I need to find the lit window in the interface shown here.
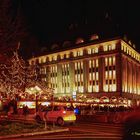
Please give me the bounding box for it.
[92,60,95,67]
[81,62,83,69]
[96,59,98,67]
[50,67,52,73]
[66,87,70,93]
[109,71,112,79]
[81,74,83,81]
[124,46,126,52]
[113,70,116,79]
[92,48,95,53]
[39,58,41,63]
[78,74,80,81]
[80,86,84,93]
[88,86,92,92]
[49,56,52,61]
[66,53,70,58]
[75,62,77,70]
[41,57,46,63]
[104,85,108,92]
[112,84,116,91]
[113,56,116,65]
[89,73,92,80]
[95,85,99,92]
[112,44,116,50]
[109,57,112,66]
[104,45,108,51]
[105,71,108,79]
[108,45,112,50]
[73,51,77,57]
[96,72,98,80]
[94,47,98,53]
[89,60,91,68]
[121,45,124,51]
[75,75,77,82]
[77,51,80,56]
[78,62,80,69]
[53,55,57,61]
[109,85,112,91]
[92,73,95,80]
[88,48,92,54]
[105,58,108,66]
[78,50,83,56]
[60,54,64,59]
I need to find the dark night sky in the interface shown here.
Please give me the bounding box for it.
[20,0,140,54]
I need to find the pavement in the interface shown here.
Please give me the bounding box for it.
[0,128,69,139]
[0,114,69,139]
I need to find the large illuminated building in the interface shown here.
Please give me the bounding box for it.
[28,35,140,107]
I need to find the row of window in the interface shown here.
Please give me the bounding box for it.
[121,44,140,62]
[47,57,117,93]
[104,56,116,92]
[30,44,117,65]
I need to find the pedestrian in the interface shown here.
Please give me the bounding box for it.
[23,105,29,115]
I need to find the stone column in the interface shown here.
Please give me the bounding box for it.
[83,59,88,93]
[57,63,62,94]
[99,57,104,92]
[116,53,122,94]
[69,62,75,96]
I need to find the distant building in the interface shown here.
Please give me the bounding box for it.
[28,35,140,107]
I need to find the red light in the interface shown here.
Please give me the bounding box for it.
[63,111,66,114]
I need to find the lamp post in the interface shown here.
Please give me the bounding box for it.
[34,86,41,113]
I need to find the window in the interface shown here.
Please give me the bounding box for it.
[104,56,116,92]
[88,59,99,92]
[88,48,92,54]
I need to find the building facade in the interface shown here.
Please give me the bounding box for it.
[28,36,140,107]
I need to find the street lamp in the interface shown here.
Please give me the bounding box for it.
[34,86,41,113]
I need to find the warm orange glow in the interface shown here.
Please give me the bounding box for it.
[112,84,116,91]
[88,48,92,54]
[17,101,36,109]
[76,38,84,44]
[96,59,98,67]
[88,86,92,92]
[28,38,140,104]
[104,85,108,92]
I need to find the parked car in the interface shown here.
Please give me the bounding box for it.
[35,105,76,126]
